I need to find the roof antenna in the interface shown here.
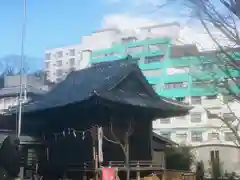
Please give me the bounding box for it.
[17,0,27,138]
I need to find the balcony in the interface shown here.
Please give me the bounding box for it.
[202,96,223,109]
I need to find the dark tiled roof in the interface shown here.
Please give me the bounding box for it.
[10,58,191,116]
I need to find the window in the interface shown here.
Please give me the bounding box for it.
[69,58,75,66]
[105,52,119,56]
[201,63,216,70]
[45,62,50,68]
[148,44,168,52]
[206,95,217,99]
[192,80,211,88]
[176,97,185,102]
[92,54,104,58]
[224,132,235,141]
[56,60,62,67]
[126,46,143,54]
[56,69,63,77]
[208,132,219,140]
[69,49,75,56]
[45,70,50,77]
[45,53,51,60]
[191,132,203,142]
[176,133,187,142]
[223,113,235,123]
[219,61,240,69]
[191,112,202,123]
[161,132,171,139]
[144,55,164,64]
[163,82,188,89]
[160,118,170,124]
[142,69,161,76]
[191,96,202,105]
[131,57,140,61]
[175,116,186,120]
[56,51,63,58]
[121,36,137,43]
[166,67,189,75]
[228,77,240,85]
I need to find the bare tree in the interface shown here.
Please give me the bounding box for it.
[153,0,240,144]
[179,0,240,146]
[103,118,134,180]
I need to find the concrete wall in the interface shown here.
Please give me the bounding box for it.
[191,145,240,175]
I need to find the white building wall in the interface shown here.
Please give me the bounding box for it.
[44,22,181,82]
[153,95,240,173]
[45,44,83,82]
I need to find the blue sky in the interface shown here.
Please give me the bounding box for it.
[0,0,222,62]
[0,0,128,59]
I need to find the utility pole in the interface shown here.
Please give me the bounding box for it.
[17,0,27,138]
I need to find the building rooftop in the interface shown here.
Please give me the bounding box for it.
[10,57,191,116]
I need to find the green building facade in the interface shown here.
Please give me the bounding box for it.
[90,37,240,99]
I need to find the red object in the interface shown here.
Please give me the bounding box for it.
[102,167,117,180]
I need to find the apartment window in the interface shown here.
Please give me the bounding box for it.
[175,116,186,120]
[208,132,220,140]
[56,51,63,58]
[131,57,141,61]
[161,132,171,139]
[144,55,164,64]
[192,80,211,88]
[191,96,202,105]
[142,69,161,76]
[126,46,143,54]
[148,44,168,52]
[176,133,187,142]
[201,63,216,70]
[228,77,240,85]
[56,60,62,67]
[166,67,189,75]
[45,62,50,68]
[69,58,75,66]
[45,53,51,60]
[224,132,235,141]
[56,69,63,77]
[206,95,217,99]
[223,113,235,123]
[191,112,202,123]
[45,71,50,78]
[163,82,188,89]
[121,36,137,43]
[92,54,104,58]
[191,132,203,142]
[160,118,170,124]
[176,97,185,102]
[105,52,119,56]
[69,49,75,56]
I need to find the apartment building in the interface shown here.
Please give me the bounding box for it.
[89,30,240,174]
[44,22,180,82]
